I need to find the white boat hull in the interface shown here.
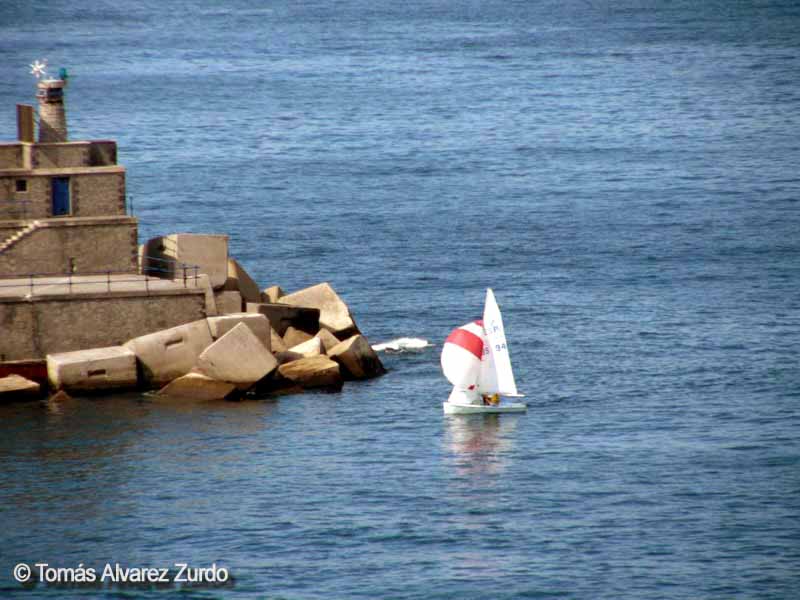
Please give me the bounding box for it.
[443,402,527,415]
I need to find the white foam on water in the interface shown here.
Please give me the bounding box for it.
[372,337,432,353]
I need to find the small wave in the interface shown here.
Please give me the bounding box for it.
[372,338,432,353]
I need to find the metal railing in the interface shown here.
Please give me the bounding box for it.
[0,255,202,298]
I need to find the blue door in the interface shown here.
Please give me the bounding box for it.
[52,177,70,216]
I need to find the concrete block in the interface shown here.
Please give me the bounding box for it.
[195,273,218,317]
[224,258,262,304]
[47,346,137,392]
[277,355,342,390]
[124,320,214,387]
[246,302,320,337]
[283,326,313,348]
[271,326,288,354]
[328,334,387,380]
[215,290,243,314]
[289,337,322,358]
[261,285,285,304]
[142,233,229,288]
[0,374,41,402]
[316,328,341,354]
[157,372,235,401]
[278,282,358,337]
[207,313,271,351]
[196,323,277,384]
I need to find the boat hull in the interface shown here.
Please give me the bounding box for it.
[442,402,527,415]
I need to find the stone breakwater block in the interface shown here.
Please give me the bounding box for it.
[196,323,277,384]
[124,320,214,387]
[157,372,235,401]
[0,374,41,402]
[246,302,320,337]
[142,233,229,288]
[328,334,387,380]
[47,346,137,392]
[207,313,271,351]
[271,327,288,354]
[261,285,285,304]
[215,290,243,314]
[283,326,313,348]
[224,258,262,305]
[289,337,322,358]
[277,356,342,390]
[315,329,341,354]
[278,282,358,338]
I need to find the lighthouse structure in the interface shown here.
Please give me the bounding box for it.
[33,62,69,143]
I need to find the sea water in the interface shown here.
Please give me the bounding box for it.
[0,1,799,598]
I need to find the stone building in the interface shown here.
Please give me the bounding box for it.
[0,73,210,362]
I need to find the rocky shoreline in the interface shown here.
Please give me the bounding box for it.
[0,277,386,403]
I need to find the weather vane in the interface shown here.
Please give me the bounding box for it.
[30,59,48,79]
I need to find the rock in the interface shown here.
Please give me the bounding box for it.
[207,313,271,351]
[156,372,235,401]
[141,233,229,288]
[224,258,262,305]
[270,326,288,354]
[261,285,285,304]
[196,323,277,384]
[214,290,243,314]
[0,374,41,402]
[289,337,322,358]
[246,302,320,337]
[278,282,358,338]
[276,356,343,390]
[124,320,214,387]
[283,326,313,348]
[47,346,137,393]
[328,334,387,380]
[48,389,73,402]
[315,328,341,354]
[275,350,303,365]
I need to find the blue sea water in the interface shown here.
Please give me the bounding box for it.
[1,0,799,598]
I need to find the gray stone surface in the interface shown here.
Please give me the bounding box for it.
[47,345,137,392]
[214,290,243,314]
[288,337,322,357]
[142,233,229,288]
[315,328,341,354]
[224,258,262,305]
[124,319,214,386]
[283,326,313,348]
[156,372,235,401]
[276,355,342,390]
[196,323,277,384]
[245,302,320,337]
[278,282,357,337]
[207,313,271,351]
[261,285,285,304]
[328,334,387,380]
[0,374,41,401]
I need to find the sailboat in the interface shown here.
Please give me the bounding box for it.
[440,288,527,415]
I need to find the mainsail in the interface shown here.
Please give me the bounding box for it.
[480,288,520,397]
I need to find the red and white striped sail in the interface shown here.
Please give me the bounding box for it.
[440,320,485,389]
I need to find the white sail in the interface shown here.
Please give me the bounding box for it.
[480,288,521,397]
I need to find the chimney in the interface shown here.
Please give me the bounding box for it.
[36,75,68,142]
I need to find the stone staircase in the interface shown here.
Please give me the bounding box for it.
[0,221,42,254]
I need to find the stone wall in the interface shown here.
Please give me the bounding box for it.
[0,169,126,220]
[0,216,138,276]
[0,143,23,169]
[0,288,208,361]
